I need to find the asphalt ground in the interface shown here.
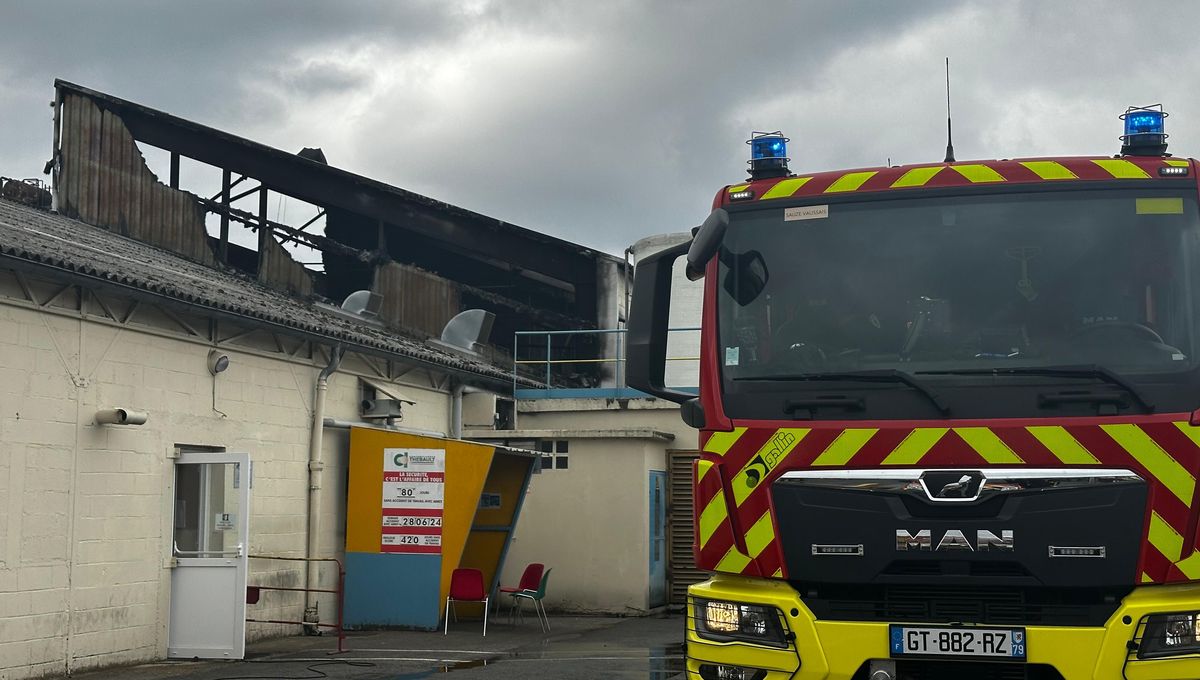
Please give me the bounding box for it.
[63,614,686,680]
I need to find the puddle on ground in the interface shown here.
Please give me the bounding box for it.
[649,643,687,678]
[388,656,498,679]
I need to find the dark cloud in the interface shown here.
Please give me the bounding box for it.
[281,60,373,97]
[3,1,1200,255]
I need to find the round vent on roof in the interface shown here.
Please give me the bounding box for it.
[430,309,495,358]
[341,290,382,318]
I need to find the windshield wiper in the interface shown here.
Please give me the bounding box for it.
[917,364,1154,413]
[743,369,951,415]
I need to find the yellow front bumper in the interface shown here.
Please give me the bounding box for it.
[687,574,1200,680]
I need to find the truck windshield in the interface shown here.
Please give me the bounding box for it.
[718,188,1200,384]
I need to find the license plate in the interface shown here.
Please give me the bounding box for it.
[890,625,1026,660]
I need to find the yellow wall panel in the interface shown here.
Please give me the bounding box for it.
[474,454,532,528]
[347,428,539,622]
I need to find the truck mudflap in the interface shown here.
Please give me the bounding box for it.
[687,574,1200,680]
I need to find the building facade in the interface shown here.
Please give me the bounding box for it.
[0,77,679,678]
[0,198,520,677]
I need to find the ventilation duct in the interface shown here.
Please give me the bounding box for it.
[430,309,495,358]
[341,290,383,318]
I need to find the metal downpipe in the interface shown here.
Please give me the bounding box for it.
[450,383,464,439]
[304,345,343,631]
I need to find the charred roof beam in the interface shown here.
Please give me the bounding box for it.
[54,80,599,291]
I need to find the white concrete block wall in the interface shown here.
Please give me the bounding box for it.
[0,300,459,679]
[501,439,654,613]
[499,400,694,614]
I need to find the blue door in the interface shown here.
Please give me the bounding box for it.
[648,471,668,608]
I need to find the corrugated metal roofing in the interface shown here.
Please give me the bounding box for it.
[0,198,529,388]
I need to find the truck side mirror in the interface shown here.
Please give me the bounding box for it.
[627,240,698,406]
[685,209,729,280]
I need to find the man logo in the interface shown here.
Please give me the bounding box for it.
[896,528,1014,552]
[919,470,985,501]
[937,475,974,498]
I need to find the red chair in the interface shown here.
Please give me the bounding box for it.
[498,563,544,616]
[444,568,489,636]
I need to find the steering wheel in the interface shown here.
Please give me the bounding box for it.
[1070,321,1165,345]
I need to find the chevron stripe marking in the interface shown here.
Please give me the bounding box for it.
[1026,426,1100,465]
[950,164,1005,183]
[698,490,728,549]
[825,171,877,193]
[1020,161,1077,180]
[704,427,747,456]
[1173,421,1200,451]
[1101,424,1195,505]
[1149,511,1184,562]
[882,428,948,465]
[1176,551,1200,580]
[955,427,1025,464]
[1092,159,1150,179]
[891,166,944,188]
[715,546,753,573]
[744,511,776,557]
[812,428,878,466]
[761,177,813,200]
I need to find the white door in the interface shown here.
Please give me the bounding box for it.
[168,452,251,659]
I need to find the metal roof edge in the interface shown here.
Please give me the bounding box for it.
[462,428,675,442]
[0,246,524,391]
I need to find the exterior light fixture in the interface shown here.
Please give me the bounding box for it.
[208,349,230,375]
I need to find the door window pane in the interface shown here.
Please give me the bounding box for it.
[173,462,241,556]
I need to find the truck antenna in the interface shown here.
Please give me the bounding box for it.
[943,57,956,163]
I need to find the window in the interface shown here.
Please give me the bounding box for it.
[531,440,570,472]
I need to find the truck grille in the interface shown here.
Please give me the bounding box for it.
[874,660,1064,680]
[802,584,1126,627]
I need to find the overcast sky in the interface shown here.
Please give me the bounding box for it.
[2,1,1199,256]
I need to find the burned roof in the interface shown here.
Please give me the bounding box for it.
[0,197,530,388]
[54,80,620,275]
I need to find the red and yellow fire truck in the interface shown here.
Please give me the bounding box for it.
[628,108,1200,679]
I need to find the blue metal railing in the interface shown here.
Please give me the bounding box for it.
[512,327,700,399]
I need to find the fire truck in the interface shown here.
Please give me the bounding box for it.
[627,108,1200,679]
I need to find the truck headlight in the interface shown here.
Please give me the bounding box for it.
[1138,612,1200,659]
[693,598,788,648]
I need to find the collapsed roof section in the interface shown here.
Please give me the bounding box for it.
[48,80,624,385]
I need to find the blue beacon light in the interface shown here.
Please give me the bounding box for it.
[747,131,790,180]
[1119,105,1169,156]
[1124,111,1165,137]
